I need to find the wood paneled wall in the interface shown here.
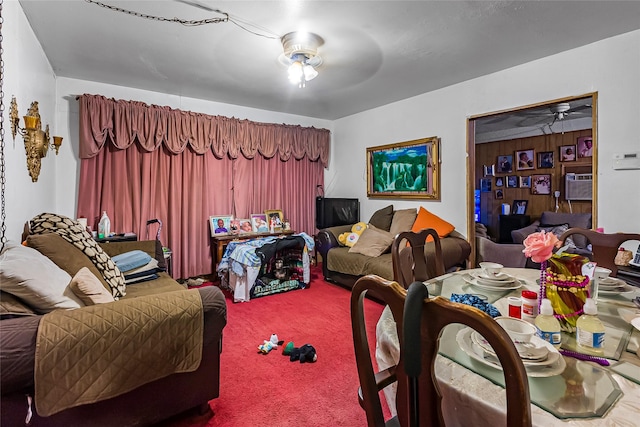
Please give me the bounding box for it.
[475,130,592,238]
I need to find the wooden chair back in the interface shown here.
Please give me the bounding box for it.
[351,275,532,427]
[559,228,640,276]
[391,229,445,288]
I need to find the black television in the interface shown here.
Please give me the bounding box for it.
[315,197,360,229]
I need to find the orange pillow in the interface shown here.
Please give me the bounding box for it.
[411,207,455,241]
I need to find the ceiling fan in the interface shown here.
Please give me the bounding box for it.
[515,101,592,128]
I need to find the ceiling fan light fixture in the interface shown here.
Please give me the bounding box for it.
[281,32,323,88]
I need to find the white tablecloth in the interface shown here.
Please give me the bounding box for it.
[375,268,640,426]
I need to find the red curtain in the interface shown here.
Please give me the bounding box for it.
[76,95,327,279]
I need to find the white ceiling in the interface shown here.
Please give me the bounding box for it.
[19,1,640,121]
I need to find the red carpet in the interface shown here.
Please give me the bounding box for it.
[161,265,386,426]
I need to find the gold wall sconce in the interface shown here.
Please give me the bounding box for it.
[10,96,63,182]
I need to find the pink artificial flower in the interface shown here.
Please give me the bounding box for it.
[522,230,560,263]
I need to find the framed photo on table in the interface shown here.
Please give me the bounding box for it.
[265,210,284,232]
[250,214,269,232]
[512,200,528,215]
[237,219,253,233]
[209,215,232,236]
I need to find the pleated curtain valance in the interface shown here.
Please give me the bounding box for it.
[77,94,330,167]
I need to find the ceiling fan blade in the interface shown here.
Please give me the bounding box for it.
[516,115,551,127]
[568,104,592,113]
[174,0,217,12]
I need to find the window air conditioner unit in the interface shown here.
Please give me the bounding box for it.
[565,173,593,201]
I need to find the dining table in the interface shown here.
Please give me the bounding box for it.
[375,267,640,426]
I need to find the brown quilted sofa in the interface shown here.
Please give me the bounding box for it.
[0,236,227,427]
[316,205,471,290]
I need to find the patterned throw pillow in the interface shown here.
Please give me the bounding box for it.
[536,223,576,248]
[28,213,126,299]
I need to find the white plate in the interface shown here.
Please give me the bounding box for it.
[598,282,636,295]
[475,272,516,283]
[463,275,522,291]
[457,328,566,377]
[470,330,558,365]
[598,277,626,289]
[473,274,517,287]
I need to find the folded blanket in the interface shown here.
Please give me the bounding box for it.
[124,258,159,276]
[35,289,203,416]
[112,250,152,273]
[125,273,159,284]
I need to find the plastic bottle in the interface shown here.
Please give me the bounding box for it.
[576,298,605,350]
[98,211,111,239]
[535,299,562,349]
[521,290,538,324]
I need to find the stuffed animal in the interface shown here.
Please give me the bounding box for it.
[258,334,280,354]
[289,343,317,363]
[338,222,367,247]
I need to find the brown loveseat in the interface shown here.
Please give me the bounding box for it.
[316,206,471,290]
[1,234,227,427]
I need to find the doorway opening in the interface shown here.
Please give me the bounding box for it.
[466,93,598,266]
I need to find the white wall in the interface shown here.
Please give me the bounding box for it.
[2,0,57,241]
[329,30,640,237]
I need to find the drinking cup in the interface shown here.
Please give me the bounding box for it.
[480,262,503,277]
[591,267,612,303]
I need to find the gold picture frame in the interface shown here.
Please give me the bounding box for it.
[366,136,440,200]
[265,210,284,232]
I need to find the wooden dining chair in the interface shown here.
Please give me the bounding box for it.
[351,275,532,427]
[559,228,640,276]
[391,229,445,288]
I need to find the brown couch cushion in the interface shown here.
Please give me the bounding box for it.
[389,208,417,236]
[349,225,394,257]
[27,233,110,291]
[368,205,394,232]
[0,291,37,319]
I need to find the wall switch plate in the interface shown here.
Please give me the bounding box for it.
[613,152,640,170]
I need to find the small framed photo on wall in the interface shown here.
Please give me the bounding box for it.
[519,176,531,188]
[483,164,495,177]
[506,175,518,188]
[495,177,503,187]
[537,151,554,168]
[480,178,492,193]
[497,155,513,174]
[516,149,535,170]
[495,189,504,199]
[577,136,593,158]
[560,145,576,162]
[531,174,552,195]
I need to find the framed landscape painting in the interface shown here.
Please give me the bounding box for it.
[366,136,440,200]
